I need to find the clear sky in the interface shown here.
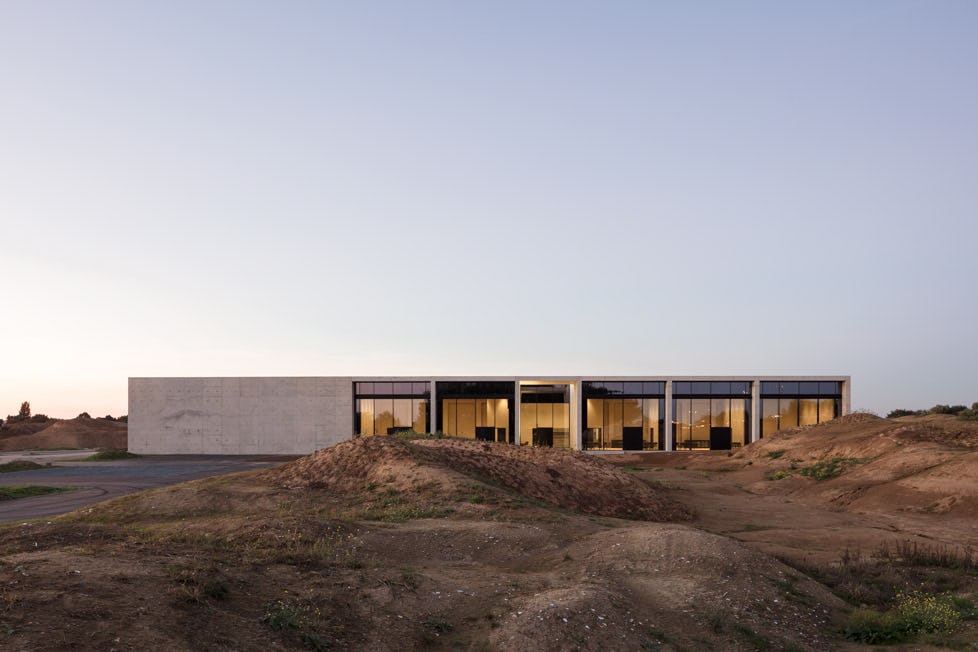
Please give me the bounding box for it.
[2,2,976,419]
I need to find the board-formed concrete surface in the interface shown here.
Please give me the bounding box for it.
[129,377,353,454]
[0,453,291,523]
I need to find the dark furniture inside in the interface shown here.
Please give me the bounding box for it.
[532,427,554,447]
[709,426,733,450]
[475,426,495,442]
[622,426,643,451]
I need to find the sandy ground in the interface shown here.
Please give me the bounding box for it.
[0,415,974,650]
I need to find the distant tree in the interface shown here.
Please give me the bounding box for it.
[930,404,967,415]
[78,412,91,419]
[103,415,115,421]
[18,402,30,419]
[887,408,920,419]
[118,415,128,423]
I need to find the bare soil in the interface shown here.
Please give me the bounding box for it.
[0,417,126,451]
[0,416,975,650]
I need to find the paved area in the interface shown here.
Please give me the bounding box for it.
[0,451,293,522]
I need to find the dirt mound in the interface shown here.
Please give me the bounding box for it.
[680,414,978,518]
[264,436,690,521]
[0,417,126,451]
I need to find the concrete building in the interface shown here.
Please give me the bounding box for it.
[129,376,850,455]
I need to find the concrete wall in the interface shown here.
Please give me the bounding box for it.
[128,377,353,454]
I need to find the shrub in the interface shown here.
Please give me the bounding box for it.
[77,412,91,419]
[844,592,962,643]
[887,408,922,418]
[799,457,862,481]
[85,449,139,461]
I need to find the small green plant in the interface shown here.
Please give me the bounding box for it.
[766,450,786,459]
[202,579,229,600]
[844,591,962,643]
[799,457,862,481]
[0,486,71,500]
[621,465,645,472]
[85,449,139,461]
[767,470,792,481]
[422,618,453,633]
[260,600,311,631]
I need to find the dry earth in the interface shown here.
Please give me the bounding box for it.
[0,416,975,650]
[0,417,126,451]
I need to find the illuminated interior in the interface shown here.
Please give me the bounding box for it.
[441,398,510,441]
[672,382,751,450]
[519,383,572,449]
[354,382,430,435]
[760,381,840,437]
[583,381,665,450]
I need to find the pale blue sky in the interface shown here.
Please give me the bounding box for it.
[2,2,976,418]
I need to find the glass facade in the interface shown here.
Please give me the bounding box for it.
[582,381,665,450]
[673,382,751,450]
[437,381,515,443]
[760,381,840,437]
[520,384,571,449]
[349,378,845,449]
[354,382,430,436]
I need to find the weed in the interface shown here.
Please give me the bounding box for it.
[260,600,314,631]
[844,591,961,643]
[0,486,71,500]
[766,450,785,459]
[621,465,645,472]
[203,579,229,600]
[422,618,453,633]
[799,457,863,480]
[85,449,139,461]
[302,631,330,651]
[766,470,792,481]
[0,461,48,473]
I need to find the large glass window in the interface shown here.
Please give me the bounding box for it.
[672,382,752,450]
[760,381,841,437]
[583,381,665,450]
[355,382,430,436]
[437,381,515,443]
[521,385,571,449]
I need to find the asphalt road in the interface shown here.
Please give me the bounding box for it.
[0,450,292,523]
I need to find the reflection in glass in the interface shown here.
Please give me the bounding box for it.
[761,398,780,438]
[819,398,836,422]
[799,399,819,426]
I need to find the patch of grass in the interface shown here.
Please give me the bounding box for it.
[0,486,71,501]
[260,600,315,631]
[766,470,792,481]
[85,449,139,461]
[621,465,645,472]
[422,618,453,633]
[798,457,863,481]
[0,461,48,473]
[844,591,962,644]
[766,450,786,459]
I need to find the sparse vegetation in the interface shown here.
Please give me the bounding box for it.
[85,448,139,461]
[799,457,863,480]
[766,450,786,459]
[0,461,48,473]
[767,470,792,481]
[844,591,962,643]
[888,402,978,421]
[0,485,71,500]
